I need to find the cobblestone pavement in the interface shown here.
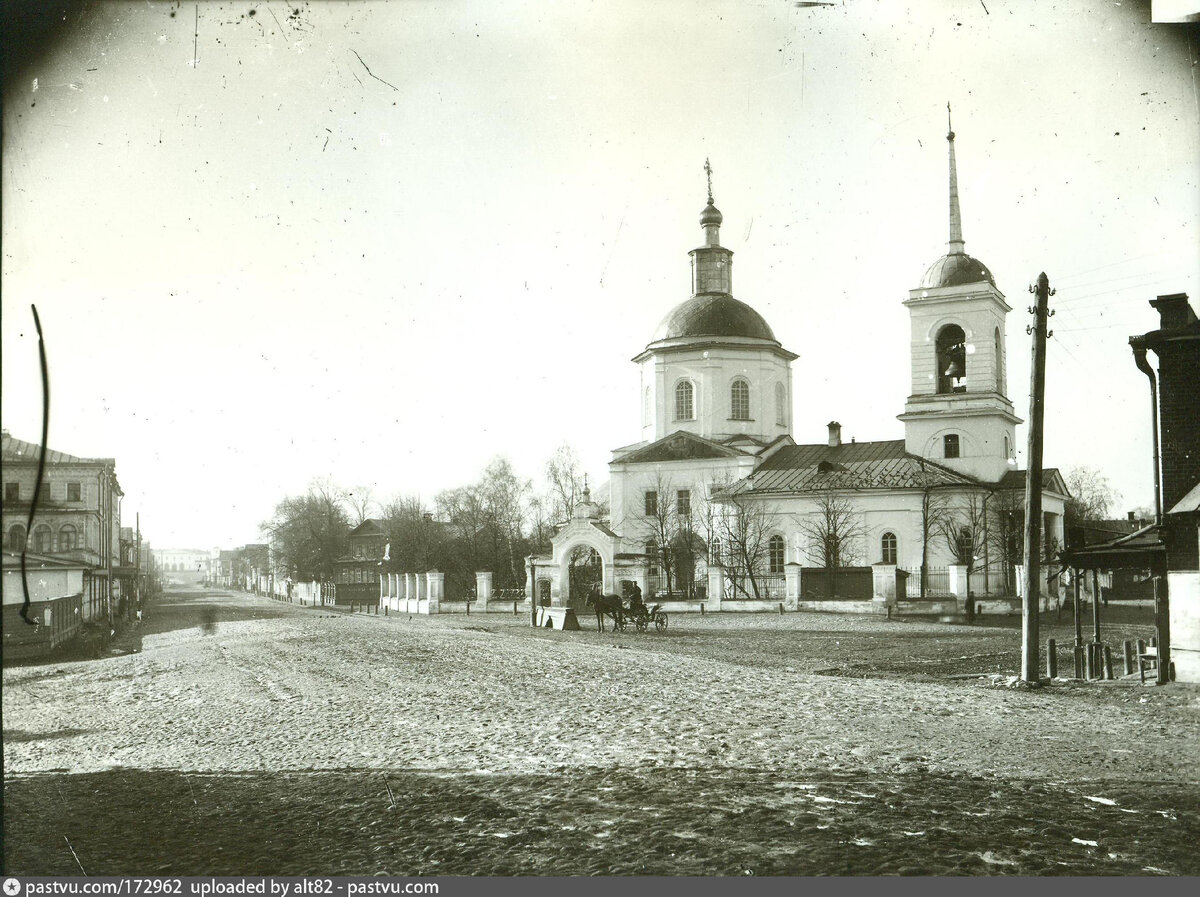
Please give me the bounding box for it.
[4,586,1197,783]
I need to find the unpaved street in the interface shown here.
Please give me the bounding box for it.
[4,585,1199,875]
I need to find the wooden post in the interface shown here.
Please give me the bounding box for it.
[1091,568,1102,647]
[1046,638,1057,678]
[1021,273,1052,683]
[1153,576,1171,685]
[1123,640,1134,676]
[1103,646,1114,680]
[513,600,518,616]
[1073,569,1083,677]
[1084,646,1094,679]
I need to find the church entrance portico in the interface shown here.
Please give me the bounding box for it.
[567,546,603,610]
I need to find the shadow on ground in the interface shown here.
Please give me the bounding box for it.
[5,767,1197,876]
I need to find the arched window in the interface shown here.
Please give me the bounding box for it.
[33,524,53,553]
[994,327,1004,394]
[731,379,751,421]
[881,532,897,565]
[643,386,652,426]
[58,525,77,552]
[956,526,974,563]
[775,382,786,426]
[675,380,694,420]
[936,324,967,394]
[944,433,960,459]
[768,534,786,574]
[7,525,26,551]
[1004,435,1011,461]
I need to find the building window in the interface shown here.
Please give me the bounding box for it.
[676,490,691,517]
[4,482,17,501]
[40,481,52,500]
[675,380,694,420]
[58,525,77,552]
[944,434,960,459]
[768,534,786,574]
[644,490,658,516]
[936,324,967,394]
[7,525,26,551]
[775,382,786,426]
[994,327,1004,394]
[67,482,82,501]
[731,379,751,420]
[1004,435,1011,460]
[33,524,53,553]
[645,540,659,575]
[956,526,974,562]
[881,531,897,565]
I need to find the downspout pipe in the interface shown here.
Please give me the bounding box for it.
[1130,338,1162,526]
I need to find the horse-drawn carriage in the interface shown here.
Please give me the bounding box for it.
[586,591,668,633]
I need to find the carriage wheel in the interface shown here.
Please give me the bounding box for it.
[635,616,648,633]
[655,613,668,632]
[614,615,627,632]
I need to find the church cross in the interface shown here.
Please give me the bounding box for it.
[704,158,713,204]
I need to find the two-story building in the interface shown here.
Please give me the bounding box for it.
[2,430,124,621]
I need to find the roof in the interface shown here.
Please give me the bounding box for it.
[918,253,995,289]
[1062,524,1166,571]
[348,519,387,537]
[998,468,1070,497]
[735,439,981,494]
[1168,481,1200,515]
[1,432,96,465]
[651,293,776,343]
[615,430,750,465]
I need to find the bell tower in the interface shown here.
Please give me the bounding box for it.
[898,109,1021,483]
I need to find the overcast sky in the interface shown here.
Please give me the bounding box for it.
[2,0,1198,549]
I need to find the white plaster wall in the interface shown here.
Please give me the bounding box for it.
[1168,570,1200,684]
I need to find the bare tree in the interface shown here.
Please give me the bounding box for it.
[797,490,866,597]
[635,471,687,594]
[702,486,779,599]
[544,443,586,523]
[260,478,351,581]
[936,491,990,596]
[915,461,954,598]
[1064,466,1118,526]
[345,485,376,526]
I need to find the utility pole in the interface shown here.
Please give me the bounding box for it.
[136,513,142,611]
[1021,272,1054,682]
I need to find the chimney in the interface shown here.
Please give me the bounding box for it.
[1149,293,1194,331]
[827,421,842,448]
[1127,510,1136,531]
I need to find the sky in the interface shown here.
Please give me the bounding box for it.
[2,0,1198,549]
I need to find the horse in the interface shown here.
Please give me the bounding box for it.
[586,591,625,632]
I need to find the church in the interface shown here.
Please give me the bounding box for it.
[532,126,1068,613]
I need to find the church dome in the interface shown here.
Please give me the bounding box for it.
[699,201,723,227]
[919,252,995,289]
[652,293,777,342]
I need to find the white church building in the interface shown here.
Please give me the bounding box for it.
[532,129,1068,614]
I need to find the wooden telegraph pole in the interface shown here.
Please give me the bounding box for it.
[1021,272,1054,682]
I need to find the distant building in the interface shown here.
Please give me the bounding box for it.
[153,548,211,575]
[335,519,388,585]
[2,430,124,620]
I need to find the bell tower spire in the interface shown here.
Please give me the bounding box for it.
[947,103,966,256]
[692,158,732,294]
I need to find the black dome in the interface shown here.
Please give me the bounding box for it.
[652,293,776,342]
[919,252,995,289]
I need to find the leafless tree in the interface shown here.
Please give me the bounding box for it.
[702,486,779,599]
[1064,465,1118,525]
[796,490,866,597]
[915,460,955,598]
[936,491,990,595]
[544,443,586,523]
[345,485,376,526]
[635,471,689,594]
[260,478,350,581]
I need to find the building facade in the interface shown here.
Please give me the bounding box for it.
[533,130,1067,611]
[2,430,124,620]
